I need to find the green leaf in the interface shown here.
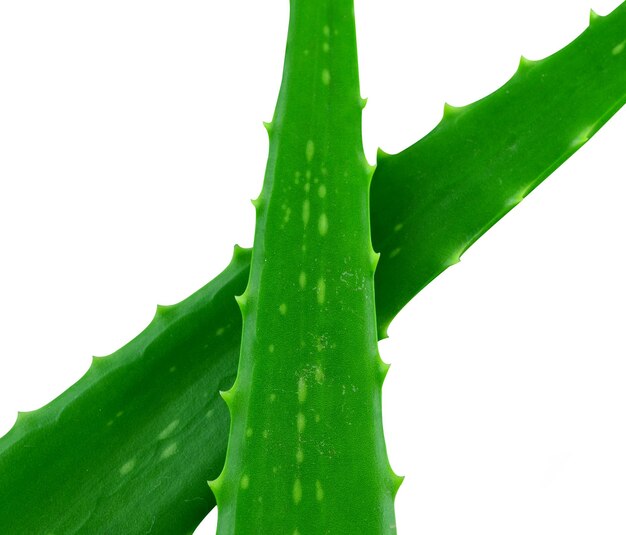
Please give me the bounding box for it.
[212,2,398,533]
[0,246,250,534]
[371,2,626,335]
[1,2,625,534]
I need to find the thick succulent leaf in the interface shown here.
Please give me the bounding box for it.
[0,246,250,534]
[213,1,398,532]
[371,3,626,335]
[1,3,626,534]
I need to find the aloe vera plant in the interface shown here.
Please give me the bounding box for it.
[1,1,625,533]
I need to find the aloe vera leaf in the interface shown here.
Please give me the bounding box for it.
[210,1,398,533]
[371,2,626,335]
[0,246,251,534]
[2,4,626,534]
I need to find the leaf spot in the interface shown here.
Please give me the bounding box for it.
[119,459,136,475]
[158,419,180,440]
[318,213,328,236]
[293,478,302,504]
[305,140,315,162]
[160,442,178,460]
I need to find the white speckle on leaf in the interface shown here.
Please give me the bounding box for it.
[316,480,324,501]
[298,376,307,403]
[293,479,302,504]
[119,459,136,475]
[306,140,315,162]
[322,69,331,85]
[302,199,310,226]
[160,442,178,459]
[318,213,328,236]
[297,412,306,433]
[158,419,180,440]
[315,366,325,383]
[317,278,326,304]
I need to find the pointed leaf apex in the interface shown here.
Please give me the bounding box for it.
[589,9,602,25]
[235,293,248,312]
[518,55,537,72]
[444,253,461,269]
[230,244,252,264]
[378,357,391,383]
[219,388,234,406]
[208,474,223,499]
[391,472,405,496]
[154,304,172,320]
[370,250,381,271]
[376,147,391,162]
[443,102,463,118]
[16,410,33,422]
[377,320,390,341]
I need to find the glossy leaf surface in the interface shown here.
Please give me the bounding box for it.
[212,2,397,532]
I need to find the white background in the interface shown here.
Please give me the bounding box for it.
[1,1,625,533]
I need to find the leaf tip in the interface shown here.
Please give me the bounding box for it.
[154,303,175,320]
[234,293,248,313]
[391,472,405,497]
[208,474,223,500]
[376,147,392,162]
[219,388,236,408]
[518,55,538,72]
[443,101,463,119]
[370,250,381,272]
[231,244,250,264]
[589,9,602,25]
[377,356,391,383]
[377,320,390,341]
